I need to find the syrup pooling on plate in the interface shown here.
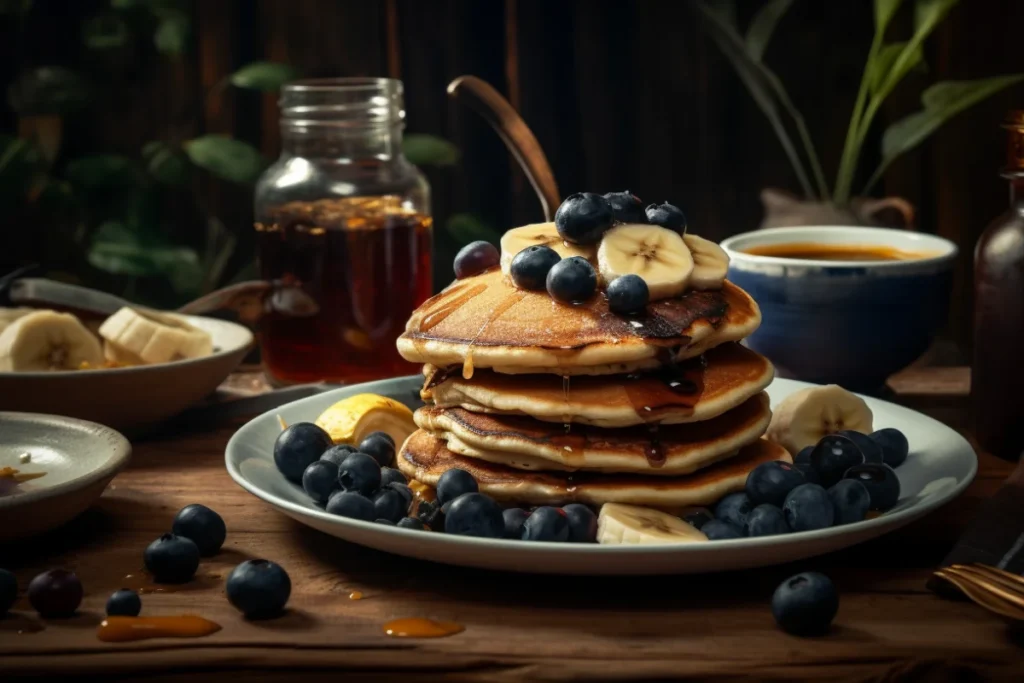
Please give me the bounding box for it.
[382,617,465,638]
[97,615,221,642]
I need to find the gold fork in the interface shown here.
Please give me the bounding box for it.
[931,563,1024,621]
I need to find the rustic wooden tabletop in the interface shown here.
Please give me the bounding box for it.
[1,367,1021,682]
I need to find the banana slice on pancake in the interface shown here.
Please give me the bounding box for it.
[597,224,693,300]
[0,310,104,371]
[766,384,873,455]
[499,222,596,275]
[597,503,708,545]
[683,234,730,290]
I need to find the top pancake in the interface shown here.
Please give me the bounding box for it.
[397,269,761,375]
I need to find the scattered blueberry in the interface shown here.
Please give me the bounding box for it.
[603,190,647,224]
[226,559,291,619]
[836,430,884,464]
[274,422,333,483]
[682,508,714,530]
[302,460,339,505]
[359,432,396,467]
[771,572,839,636]
[320,444,358,467]
[793,446,820,485]
[714,491,754,530]
[843,463,901,511]
[0,568,17,615]
[702,519,744,540]
[144,533,200,583]
[554,192,614,244]
[106,589,142,617]
[388,482,413,508]
[782,484,835,532]
[645,202,687,233]
[828,479,871,525]
[373,488,408,523]
[416,499,445,529]
[546,256,598,303]
[444,493,505,538]
[454,240,500,279]
[436,468,479,506]
[380,467,408,488]
[502,508,529,539]
[563,503,598,543]
[810,434,865,488]
[871,428,909,468]
[745,504,790,537]
[745,460,806,507]
[171,504,227,557]
[397,517,427,530]
[27,569,83,618]
[374,518,396,525]
[326,490,375,521]
[522,506,570,542]
[337,452,382,495]
[510,245,561,291]
[606,274,649,315]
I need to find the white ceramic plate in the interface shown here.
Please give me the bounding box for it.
[0,315,253,433]
[225,377,977,575]
[0,411,132,541]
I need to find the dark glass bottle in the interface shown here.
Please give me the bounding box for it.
[972,111,1024,461]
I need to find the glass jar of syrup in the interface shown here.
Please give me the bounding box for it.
[255,78,432,385]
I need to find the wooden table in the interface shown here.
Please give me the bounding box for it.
[2,367,1021,681]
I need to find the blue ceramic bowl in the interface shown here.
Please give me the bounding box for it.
[720,226,957,391]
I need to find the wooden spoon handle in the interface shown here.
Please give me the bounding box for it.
[447,75,560,221]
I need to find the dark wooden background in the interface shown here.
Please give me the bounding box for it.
[3,0,1024,351]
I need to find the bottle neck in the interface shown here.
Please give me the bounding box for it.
[280,123,404,162]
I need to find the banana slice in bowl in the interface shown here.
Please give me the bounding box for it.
[597,224,693,300]
[99,307,213,364]
[0,310,104,371]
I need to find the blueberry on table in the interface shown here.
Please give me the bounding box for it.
[337,452,382,495]
[606,274,649,315]
[771,572,839,636]
[444,493,505,538]
[562,503,598,543]
[0,568,16,615]
[454,240,500,279]
[226,559,291,619]
[274,422,333,483]
[27,569,83,618]
[745,460,806,507]
[835,430,884,464]
[554,192,614,245]
[302,460,340,506]
[359,432,396,467]
[373,488,408,523]
[547,256,598,304]
[782,484,835,532]
[380,466,407,488]
[682,508,714,531]
[510,245,561,291]
[326,491,376,521]
[144,534,201,584]
[714,491,754,530]
[870,428,909,468]
[502,508,529,539]
[436,468,479,506]
[810,434,865,488]
[745,504,790,537]
[603,190,647,224]
[171,504,227,556]
[522,506,570,542]
[320,444,358,467]
[702,519,744,540]
[106,589,142,617]
[397,517,427,530]
[645,202,687,233]
[792,446,820,485]
[828,479,871,525]
[843,463,901,511]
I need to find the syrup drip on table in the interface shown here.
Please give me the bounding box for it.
[382,617,464,638]
[349,591,364,600]
[97,615,221,642]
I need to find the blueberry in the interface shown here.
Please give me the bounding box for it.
[793,446,820,485]
[454,240,500,279]
[603,190,647,224]
[714,491,754,530]
[554,192,614,244]
[745,504,790,537]
[0,568,17,615]
[320,444,358,467]
[843,463,900,511]
[274,422,333,483]
[871,428,909,468]
[397,517,427,530]
[171,503,227,556]
[300,460,339,505]
[416,499,445,529]
[27,569,82,618]
[502,508,529,539]
[522,506,570,542]
[326,490,375,521]
[645,202,687,233]
[771,572,839,636]
[436,468,479,505]
[337,452,381,495]
[828,479,870,525]
[388,482,413,508]
[510,245,561,291]
[810,434,865,488]
[606,274,649,315]
[106,589,142,617]
[373,488,408,523]
[547,256,598,303]
[682,508,714,530]
[782,484,835,532]
[374,518,396,525]
[562,503,598,543]
[359,432,396,467]
[226,559,291,619]
[444,493,505,538]
[702,519,744,540]
[835,430,884,464]
[745,460,806,507]
[144,533,200,583]
[380,467,407,488]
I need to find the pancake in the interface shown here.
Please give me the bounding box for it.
[397,269,761,376]
[424,342,773,427]
[399,429,791,507]
[415,392,771,474]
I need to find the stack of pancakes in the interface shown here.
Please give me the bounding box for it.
[396,266,790,510]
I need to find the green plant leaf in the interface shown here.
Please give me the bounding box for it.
[745,0,793,63]
[7,67,91,115]
[704,0,737,29]
[153,8,189,55]
[403,134,459,166]
[446,213,500,245]
[184,135,265,184]
[64,154,136,190]
[869,42,924,95]
[82,12,128,49]
[142,140,189,186]
[88,219,201,285]
[230,62,298,91]
[914,0,958,33]
[874,0,905,34]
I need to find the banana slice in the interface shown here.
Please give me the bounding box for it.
[499,222,596,275]
[597,225,693,300]
[315,393,416,446]
[0,310,104,371]
[683,234,730,290]
[597,503,708,545]
[0,307,36,335]
[99,307,213,364]
[766,384,873,455]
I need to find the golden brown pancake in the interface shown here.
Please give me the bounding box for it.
[415,392,770,474]
[423,342,773,427]
[397,269,761,375]
[399,430,789,507]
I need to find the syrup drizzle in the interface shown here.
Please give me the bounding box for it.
[620,354,707,423]
[97,615,221,643]
[420,283,488,331]
[461,290,526,379]
[382,617,464,638]
[349,591,364,600]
